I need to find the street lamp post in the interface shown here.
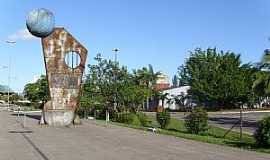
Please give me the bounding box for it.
[7,57,10,108]
[5,40,16,108]
[112,48,119,111]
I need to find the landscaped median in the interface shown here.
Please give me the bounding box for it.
[92,115,270,155]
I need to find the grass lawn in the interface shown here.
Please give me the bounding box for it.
[23,106,41,111]
[96,115,270,154]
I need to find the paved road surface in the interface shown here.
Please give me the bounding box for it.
[146,111,270,134]
[207,111,270,134]
[0,111,269,160]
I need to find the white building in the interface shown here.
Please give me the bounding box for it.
[159,86,194,110]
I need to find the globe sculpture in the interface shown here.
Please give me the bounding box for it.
[26,9,88,126]
[26,8,55,37]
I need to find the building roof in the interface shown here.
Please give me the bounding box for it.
[161,86,190,98]
[156,73,170,84]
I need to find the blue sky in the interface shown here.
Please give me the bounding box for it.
[1,0,270,92]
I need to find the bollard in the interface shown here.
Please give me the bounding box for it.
[17,107,20,122]
[23,111,26,128]
[106,110,110,126]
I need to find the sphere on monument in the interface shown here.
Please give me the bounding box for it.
[26,8,55,38]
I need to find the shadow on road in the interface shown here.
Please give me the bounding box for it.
[9,130,33,133]
[26,114,41,121]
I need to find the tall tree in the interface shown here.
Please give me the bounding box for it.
[172,75,179,87]
[23,75,50,104]
[133,64,161,110]
[178,48,256,109]
[252,49,270,104]
[177,64,189,86]
[82,54,152,116]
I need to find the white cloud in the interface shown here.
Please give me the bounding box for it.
[7,28,37,41]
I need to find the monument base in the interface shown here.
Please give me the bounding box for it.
[43,110,74,127]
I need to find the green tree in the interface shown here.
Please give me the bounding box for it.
[178,48,257,109]
[261,49,270,65]
[177,64,189,86]
[254,116,270,147]
[156,110,171,129]
[252,49,270,102]
[156,92,169,108]
[185,108,208,135]
[81,54,115,117]
[133,64,161,110]
[81,54,153,118]
[23,75,50,104]
[172,75,179,87]
[253,71,270,99]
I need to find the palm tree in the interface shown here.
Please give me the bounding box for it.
[133,64,162,110]
[253,71,270,97]
[252,49,270,105]
[159,92,169,108]
[148,64,162,89]
[145,64,162,110]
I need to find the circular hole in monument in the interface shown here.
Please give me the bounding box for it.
[65,52,81,69]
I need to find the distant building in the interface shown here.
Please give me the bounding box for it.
[147,85,196,111]
[155,73,170,90]
[159,86,195,110]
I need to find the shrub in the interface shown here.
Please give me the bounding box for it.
[115,112,141,126]
[129,114,141,126]
[185,108,208,135]
[254,116,270,147]
[95,108,107,120]
[137,112,151,127]
[115,112,128,123]
[156,110,171,129]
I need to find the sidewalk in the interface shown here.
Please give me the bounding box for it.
[0,111,269,160]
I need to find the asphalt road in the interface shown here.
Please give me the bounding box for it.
[0,111,269,160]
[150,111,270,134]
[207,111,270,134]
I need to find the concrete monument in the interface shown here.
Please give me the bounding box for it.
[26,8,88,126]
